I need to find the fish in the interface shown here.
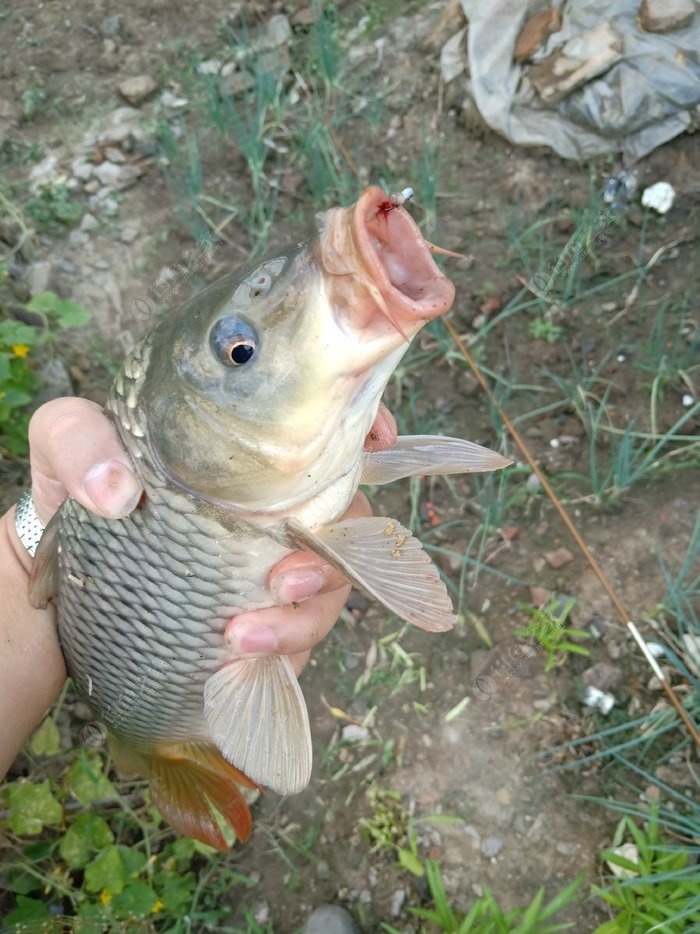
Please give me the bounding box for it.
[29,187,510,850]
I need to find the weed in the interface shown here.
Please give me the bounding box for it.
[0,283,90,456]
[515,596,590,672]
[593,805,700,933]
[530,315,563,344]
[24,183,83,233]
[382,859,582,932]
[0,738,256,929]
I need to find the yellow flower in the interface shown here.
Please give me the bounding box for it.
[151,898,165,914]
[99,889,113,906]
[11,343,30,358]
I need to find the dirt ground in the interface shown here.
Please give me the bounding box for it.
[1,1,698,931]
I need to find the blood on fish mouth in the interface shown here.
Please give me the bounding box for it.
[350,186,455,331]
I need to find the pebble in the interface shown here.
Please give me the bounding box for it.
[640,0,695,33]
[120,222,140,243]
[341,724,370,744]
[57,258,77,274]
[302,906,358,934]
[495,787,512,806]
[641,181,676,215]
[526,473,542,492]
[94,160,125,187]
[118,75,158,107]
[582,685,615,714]
[316,859,330,880]
[28,260,52,296]
[606,843,639,878]
[543,546,574,569]
[71,157,94,180]
[481,836,503,859]
[80,212,99,231]
[390,889,406,917]
[556,841,576,856]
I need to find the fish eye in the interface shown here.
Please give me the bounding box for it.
[209,316,258,367]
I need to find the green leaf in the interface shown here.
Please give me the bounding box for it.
[27,292,90,327]
[28,715,62,756]
[0,320,39,347]
[118,842,148,876]
[84,844,127,895]
[112,880,161,919]
[59,812,114,869]
[3,779,63,835]
[158,871,196,914]
[4,894,51,925]
[52,297,91,327]
[397,846,424,877]
[66,751,117,805]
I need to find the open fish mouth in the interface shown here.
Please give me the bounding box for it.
[320,185,456,340]
[353,186,455,327]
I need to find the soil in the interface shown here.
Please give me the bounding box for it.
[1,1,698,931]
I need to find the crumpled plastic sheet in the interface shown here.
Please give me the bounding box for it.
[459,0,700,161]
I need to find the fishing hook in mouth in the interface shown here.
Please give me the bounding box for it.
[389,187,414,207]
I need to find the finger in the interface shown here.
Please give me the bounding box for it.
[28,398,143,523]
[224,582,351,659]
[267,491,372,604]
[363,403,397,452]
[289,649,312,678]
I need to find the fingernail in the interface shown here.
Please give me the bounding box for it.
[226,623,278,656]
[82,460,142,519]
[270,570,325,605]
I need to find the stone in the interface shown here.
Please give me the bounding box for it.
[28,260,52,296]
[481,836,503,858]
[302,905,358,934]
[118,75,158,107]
[71,157,94,181]
[103,145,126,163]
[543,546,574,569]
[640,0,695,34]
[514,8,562,64]
[390,889,406,917]
[582,662,621,692]
[93,160,125,187]
[100,14,126,39]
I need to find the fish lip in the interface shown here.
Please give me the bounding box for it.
[351,186,455,332]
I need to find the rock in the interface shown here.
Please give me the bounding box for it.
[514,8,562,64]
[28,260,52,296]
[103,145,126,163]
[159,89,189,109]
[495,787,512,806]
[93,160,125,187]
[582,685,615,715]
[120,222,140,243]
[529,585,550,608]
[640,0,695,33]
[100,14,126,40]
[440,27,467,84]
[29,154,59,190]
[302,905,358,934]
[315,859,330,880]
[390,889,406,917]
[341,724,370,744]
[84,180,100,195]
[118,75,158,107]
[543,546,574,569]
[606,843,639,878]
[71,156,94,181]
[641,181,675,214]
[481,836,503,858]
[583,662,621,692]
[267,13,292,46]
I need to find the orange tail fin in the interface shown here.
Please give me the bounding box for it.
[111,736,258,851]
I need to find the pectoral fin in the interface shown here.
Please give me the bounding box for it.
[361,435,511,485]
[27,512,60,609]
[280,516,456,633]
[204,655,312,796]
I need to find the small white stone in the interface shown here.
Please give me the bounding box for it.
[641,181,676,215]
[682,394,694,407]
[549,438,560,449]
